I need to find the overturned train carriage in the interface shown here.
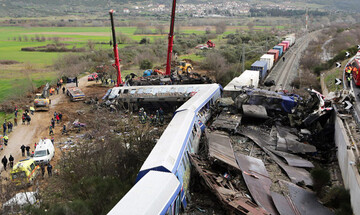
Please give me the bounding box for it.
[108,84,222,215]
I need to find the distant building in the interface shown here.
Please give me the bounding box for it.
[123,8,130,13]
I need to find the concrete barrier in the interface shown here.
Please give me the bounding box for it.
[335,115,360,214]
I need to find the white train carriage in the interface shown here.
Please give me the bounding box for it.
[136,110,200,208]
[176,83,222,123]
[108,171,181,215]
[109,84,222,214]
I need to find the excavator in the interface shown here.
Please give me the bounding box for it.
[34,83,51,111]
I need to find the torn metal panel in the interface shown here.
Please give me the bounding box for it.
[190,154,270,215]
[276,126,316,154]
[238,128,313,186]
[235,153,279,215]
[242,105,268,119]
[276,131,288,152]
[206,131,239,169]
[267,147,314,168]
[280,180,335,215]
[211,112,242,132]
[271,192,299,215]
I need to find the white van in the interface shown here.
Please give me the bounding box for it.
[33,139,55,164]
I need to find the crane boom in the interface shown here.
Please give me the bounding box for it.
[109,9,123,86]
[165,0,177,76]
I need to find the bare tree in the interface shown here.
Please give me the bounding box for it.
[215,21,227,34]
[156,25,165,35]
[205,27,211,34]
[87,40,95,51]
[135,22,147,34]
[247,22,255,32]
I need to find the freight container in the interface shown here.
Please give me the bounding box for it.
[260,54,274,71]
[251,61,268,81]
[279,43,287,52]
[273,45,283,57]
[285,34,296,46]
[282,41,290,49]
[267,49,279,62]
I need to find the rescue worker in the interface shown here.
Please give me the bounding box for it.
[51,137,55,144]
[2,156,7,171]
[30,106,35,115]
[26,114,31,125]
[51,118,55,128]
[22,113,26,125]
[49,125,54,135]
[14,117,17,126]
[7,121,11,133]
[3,121,6,136]
[20,145,26,157]
[347,75,352,85]
[47,163,53,177]
[159,108,164,124]
[62,86,65,94]
[56,114,60,124]
[59,112,63,122]
[40,163,45,178]
[26,145,30,156]
[8,155,14,168]
[3,135,8,146]
[62,125,67,135]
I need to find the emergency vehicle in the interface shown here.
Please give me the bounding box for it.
[10,159,39,185]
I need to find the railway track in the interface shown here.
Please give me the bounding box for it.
[267,31,318,91]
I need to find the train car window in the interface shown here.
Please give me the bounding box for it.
[175,196,181,214]
[123,89,129,94]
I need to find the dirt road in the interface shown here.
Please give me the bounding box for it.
[0,76,89,176]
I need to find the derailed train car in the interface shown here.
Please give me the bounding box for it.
[108,84,222,215]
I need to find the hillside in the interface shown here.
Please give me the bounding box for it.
[0,0,359,18]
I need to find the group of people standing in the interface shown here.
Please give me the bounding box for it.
[138,107,164,125]
[1,155,14,171]
[49,111,63,135]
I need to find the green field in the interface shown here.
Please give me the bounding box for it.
[0,24,287,104]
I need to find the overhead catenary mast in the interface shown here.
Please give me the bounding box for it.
[165,0,177,76]
[109,9,123,86]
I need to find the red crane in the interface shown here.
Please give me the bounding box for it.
[109,9,123,86]
[165,0,177,76]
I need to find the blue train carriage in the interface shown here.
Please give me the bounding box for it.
[107,171,181,215]
[136,109,200,210]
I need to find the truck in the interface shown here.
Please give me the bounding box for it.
[34,83,51,111]
[66,77,85,101]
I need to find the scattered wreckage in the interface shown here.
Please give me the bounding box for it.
[187,85,340,214]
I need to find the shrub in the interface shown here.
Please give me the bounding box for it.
[311,167,330,196]
[139,59,153,70]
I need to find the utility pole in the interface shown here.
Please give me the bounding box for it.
[305,7,309,32]
[242,45,245,72]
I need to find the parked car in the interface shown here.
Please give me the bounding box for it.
[33,139,55,164]
[88,73,98,81]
